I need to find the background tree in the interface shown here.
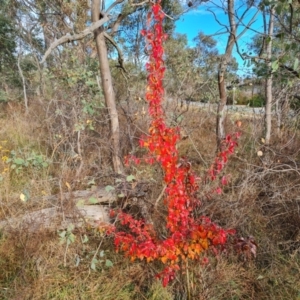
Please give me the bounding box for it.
[0,1,17,101]
[246,0,300,141]
[206,0,260,148]
[92,0,123,174]
[264,6,275,146]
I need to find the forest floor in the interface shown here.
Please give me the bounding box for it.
[0,100,299,300]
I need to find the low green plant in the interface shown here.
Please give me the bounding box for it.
[6,150,50,174]
[248,94,265,107]
[0,89,7,103]
[89,249,114,271]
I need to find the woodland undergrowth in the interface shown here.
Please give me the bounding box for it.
[0,2,299,299]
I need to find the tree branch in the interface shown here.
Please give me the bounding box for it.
[106,0,125,14]
[104,32,128,73]
[40,14,109,64]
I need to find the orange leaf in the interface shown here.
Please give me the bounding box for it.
[161,256,168,264]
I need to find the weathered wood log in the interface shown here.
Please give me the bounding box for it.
[30,186,115,205]
[0,205,110,232]
[31,182,149,206]
[0,182,150,233]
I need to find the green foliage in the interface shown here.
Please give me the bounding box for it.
[89,250,114,271]
[0,14,16,71]
[161,0,183,33]
[248,94,265,107]
[58,224,76,246]
[0,9,20,95]
[164,33,201,100]
[52,52,100,94]
[6,150,50,174]
[0,89,7,103]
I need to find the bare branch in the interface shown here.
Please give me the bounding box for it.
[40,14,109,64]
[106,0,126,14]
[104,32,128,73]
[110,13,127,34]
[208,8,228,29]
[236,8,260,40]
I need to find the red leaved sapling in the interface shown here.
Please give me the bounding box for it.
[108,1,242,286]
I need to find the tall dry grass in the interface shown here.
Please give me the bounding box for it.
[0,99,300,299]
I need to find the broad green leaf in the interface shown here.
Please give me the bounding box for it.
[67,233,75,245]
[105,259,113,267]
[15,158,25,165]
[126,174,135,182]
[67,224,75,232]
[99,250,105,257]
[59,231,66,238]
[294,58,299,71]
[88,197,98,204]
[91,258,98,270]
[271,60,279,72]
[105,185,115,192]
[81,234,89,243]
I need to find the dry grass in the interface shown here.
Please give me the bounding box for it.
[0,228,173,300]
[1,100,300,299]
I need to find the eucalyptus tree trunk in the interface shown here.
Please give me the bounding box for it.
[215,0,259,150]
[91,0,123,174]
[216,0,236,149]
[17,53,29,115]
[264,7,275,145]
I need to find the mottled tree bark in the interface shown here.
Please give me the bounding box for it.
[91,0,123,174]
[216,0,236,149]
[265,8,274,145]
[216,0,259,150]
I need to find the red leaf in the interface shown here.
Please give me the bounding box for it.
[216,187,222,194]
[221,176,228,185]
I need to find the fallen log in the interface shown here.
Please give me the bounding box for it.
[31,186,116,206]
[0,181,150,233]
[0,205,109,232]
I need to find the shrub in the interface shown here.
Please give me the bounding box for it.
[110,1,240,289]
[248,94,265,107]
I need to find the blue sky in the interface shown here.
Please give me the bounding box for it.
[106,0,264,76]
[175,1,264,76]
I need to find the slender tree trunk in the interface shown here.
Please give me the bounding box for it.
[215,0,259,150]
[17,53,29,115]
[265,7,274,145]
[91,0,123,174]
[217,67,228,146]
[217,0,236,149]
